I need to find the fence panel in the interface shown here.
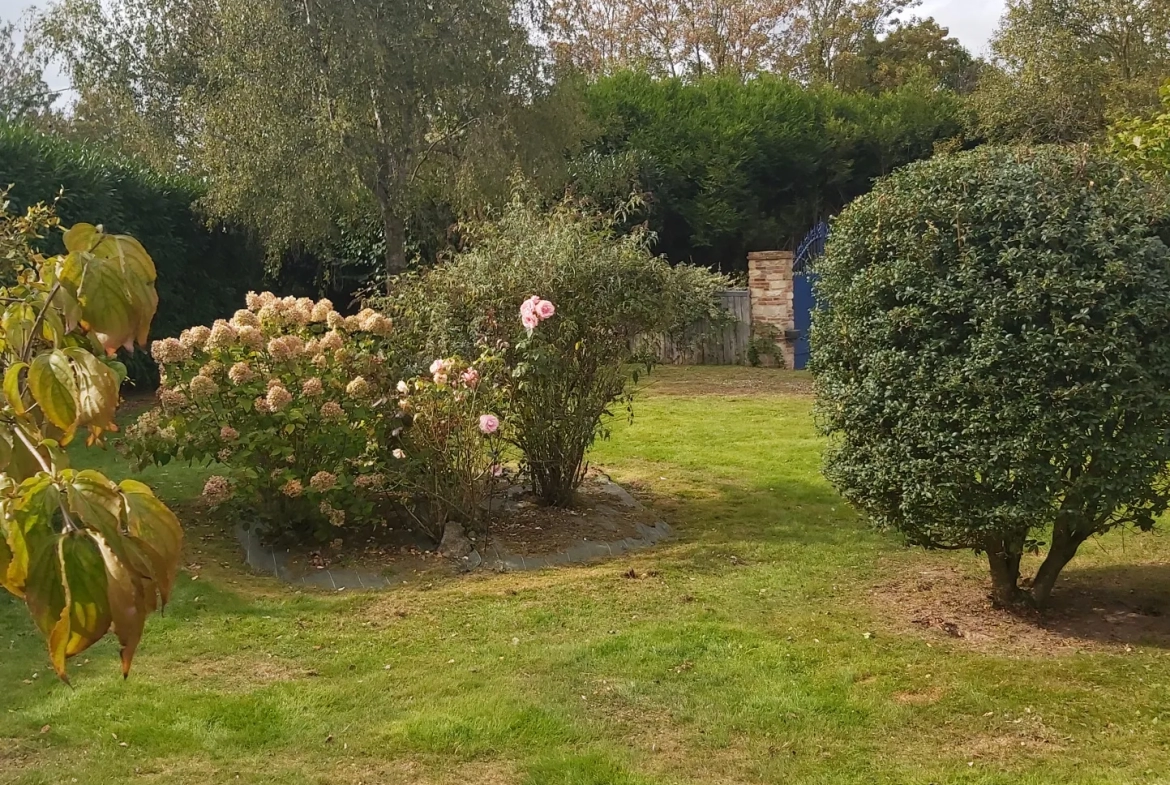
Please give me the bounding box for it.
[635,289,750,365]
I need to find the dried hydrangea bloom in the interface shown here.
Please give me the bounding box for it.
[151,337,192,364]
[189,374,220,399]
[318,330,344,353]
[266,385,293,411]
[310,471,338,492]
[206,321,238,350]
[237,325,265,350]
[320,401,345,421]
[302,377,324,397]
[158,387,188,410]
[326,311,345,330]
[231,309,261,329]
[220,425,240,442]
[346,376,372,399]
[228,362,255,385]
[202,475,232,506]
[281,479,304,498]
[310,299,333,322]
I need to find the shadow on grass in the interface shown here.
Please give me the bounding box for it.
[1039,562,1170,648]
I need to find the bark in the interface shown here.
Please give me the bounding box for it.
[1029,512,1090,608]
[381,206,408,287]
[985,535,1024,607]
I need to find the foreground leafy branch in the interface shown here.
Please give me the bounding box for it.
[0,194,181,681]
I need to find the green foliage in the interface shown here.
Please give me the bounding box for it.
[0,124,266,382]
[813,145,1170,607]
[834,18,982,94]
[1111,81,1170,176]
[385,191,730,506]
[583,71,967,269]
[972,0,1170,143]
[0,195,181,680]
[121,296,407,543]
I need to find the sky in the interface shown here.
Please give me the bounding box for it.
[3,0,1009,92]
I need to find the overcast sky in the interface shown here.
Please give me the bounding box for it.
[4,0,1008,92]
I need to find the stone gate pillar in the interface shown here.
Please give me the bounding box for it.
[747,251,796,369]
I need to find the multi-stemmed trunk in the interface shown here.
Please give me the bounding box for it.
[984,511,1093,608]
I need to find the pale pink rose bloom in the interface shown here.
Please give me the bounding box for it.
[396,380,410,394]
[433,371,449,386]
[490,464,504,477]
[461,368,480,388]
[520,295,541,317]
[392,448,406,460]
[478,414,500,434]
[536,299,556,320]
[429,358,450,376]
[521,311,539,330]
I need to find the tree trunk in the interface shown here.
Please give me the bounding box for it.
[985,535,1024,607]
[381,206,408,290]
[1029,513,1089,608]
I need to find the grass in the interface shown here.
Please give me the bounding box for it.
[2,366,1170,784]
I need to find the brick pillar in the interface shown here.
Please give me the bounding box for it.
[747,251,795,369]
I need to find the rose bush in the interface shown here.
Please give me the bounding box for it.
[123,293,409,542]
[395,351,506,543]
[382,190,731,506]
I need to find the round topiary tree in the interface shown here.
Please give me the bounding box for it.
[812,146,1170,608]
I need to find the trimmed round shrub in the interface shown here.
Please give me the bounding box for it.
[812,145,1170,607]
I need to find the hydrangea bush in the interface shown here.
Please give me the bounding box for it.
[124,293,408,542]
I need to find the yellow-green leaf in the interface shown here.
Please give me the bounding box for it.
[59,533,113,659]
[64,348,120,433]
[66,470,123,539]
[119,479,182,607]
[6,475,59,595]
[0,428,12,473]
[93,533,147,678]
[75,254,137,356]
[29,350,79,433]
[0,523,13,598]
[94,234,158,347]
[62,223,103,255]
[4,362,28,416]
[23,534,68,680]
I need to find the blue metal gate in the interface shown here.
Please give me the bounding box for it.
[791,222,828,370]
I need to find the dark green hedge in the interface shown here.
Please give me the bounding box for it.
[584,72,969,269]
[0,124,265,382]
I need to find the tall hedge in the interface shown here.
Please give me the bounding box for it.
[0,124,265,380]
[584,72,967,269]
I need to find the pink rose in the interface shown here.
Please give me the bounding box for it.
[461,368,480,388]
[429,358,449,376]
[521,311,540,330]
[478,414,500,434]
[520,295,541,318]
[536,299,556,320]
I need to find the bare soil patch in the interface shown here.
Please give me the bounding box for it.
[872,560,1170,655]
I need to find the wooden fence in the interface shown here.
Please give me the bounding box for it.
[635,289,751,365]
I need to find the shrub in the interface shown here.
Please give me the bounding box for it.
[0,193,181,680]
[0,124,266,383]
[385,190,730,506]
[812,146,1170,608]
[123,294,407,542]
[397,352,507,542]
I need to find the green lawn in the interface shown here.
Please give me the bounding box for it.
[2,367,1169,784]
